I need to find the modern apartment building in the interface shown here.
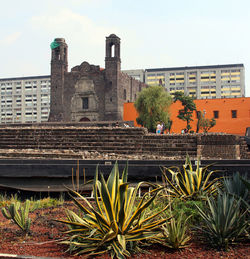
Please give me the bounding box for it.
[122,69,145,82]
[125,64,245,99]
[0,75,50,124]
[0,64,245,124]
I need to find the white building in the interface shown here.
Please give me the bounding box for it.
[0,76,50,124]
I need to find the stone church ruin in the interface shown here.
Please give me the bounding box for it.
[49,34,146,122]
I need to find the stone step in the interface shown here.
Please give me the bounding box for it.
[0,144,197,155]
[0,142,197,150]
[0,152,83,159]
[0,139,197,145]
[136,150,197,156]
[0,136,144,142]
[0,129,146,135]
[143,136,197,139]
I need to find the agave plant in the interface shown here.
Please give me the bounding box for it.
[223,172,249,204]
[161,155,220,200]
[196,192,249,250]
[1,199,31,234]
[158,213,191,249]
[56,162,170,258]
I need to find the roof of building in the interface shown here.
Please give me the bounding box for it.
[145,63,244,73]
[0,75,50,81]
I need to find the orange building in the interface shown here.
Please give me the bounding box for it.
[123,97,250,136]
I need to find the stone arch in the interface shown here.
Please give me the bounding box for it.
[79,117,90,122]
[105,34,120,59]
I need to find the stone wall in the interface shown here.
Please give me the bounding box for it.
[0,125,248,160]
[65,62,107,122]
[197,134,242,159]
[118,72,146,118]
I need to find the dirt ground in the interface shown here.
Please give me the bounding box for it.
[0,202,249,258]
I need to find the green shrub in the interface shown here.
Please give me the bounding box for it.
[145,197,204,226]
[56,162,170,258]
[170,199,205,226]
[30,197,64,211]
[196,192,249,250]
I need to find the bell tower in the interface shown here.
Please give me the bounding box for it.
[105,34,121,72]
[49,38,68,121]
[104,34,122,120]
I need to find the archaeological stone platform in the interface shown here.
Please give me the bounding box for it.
[0,124,248,160]
[0,123,249,192]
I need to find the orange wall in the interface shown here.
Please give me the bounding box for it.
[124,97,250,136]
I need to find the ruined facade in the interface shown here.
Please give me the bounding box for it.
[49,34,146,122]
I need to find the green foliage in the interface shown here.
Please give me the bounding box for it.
[159,213,191,249]
[240,175,250,191]
[56,162,169,258]
[162,155,220,200]
[145,197,204,226]
[166,119,173,133]
[134,85,172,132]
[222,173,249,209]
[173,91,196,132]
[145,198,192,249]
[30,197,64,211]
[1,199,31,234]
[196,192,249,250]
[0,193,20,208]
[223,173,249,201]
[169,199,205,225]
[197,111,216,133]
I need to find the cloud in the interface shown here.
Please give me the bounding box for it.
[30,8,120,67]
[31,8,117,45]
[0,32,22,46]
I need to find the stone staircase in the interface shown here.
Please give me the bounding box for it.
[141,134,197,156]
[0,126,197,159]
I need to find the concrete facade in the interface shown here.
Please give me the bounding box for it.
[122,69,145,82]
[49,34,146,122]
[124,64,245,99]
[0,76,50,124]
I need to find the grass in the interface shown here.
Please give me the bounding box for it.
[0,194,64,210]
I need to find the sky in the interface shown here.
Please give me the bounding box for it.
[1,0,250,96]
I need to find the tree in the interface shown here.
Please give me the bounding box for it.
[173,91,196,132]
[196,111,202,133]
[197,111,216,133]
[134,85,172,132]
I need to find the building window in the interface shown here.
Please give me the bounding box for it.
[213,110,219,118]
[82,97,89,109]
[123,89,127,100]
[231,110,237,118]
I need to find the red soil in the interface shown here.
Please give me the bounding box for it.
[0,202,249,258]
